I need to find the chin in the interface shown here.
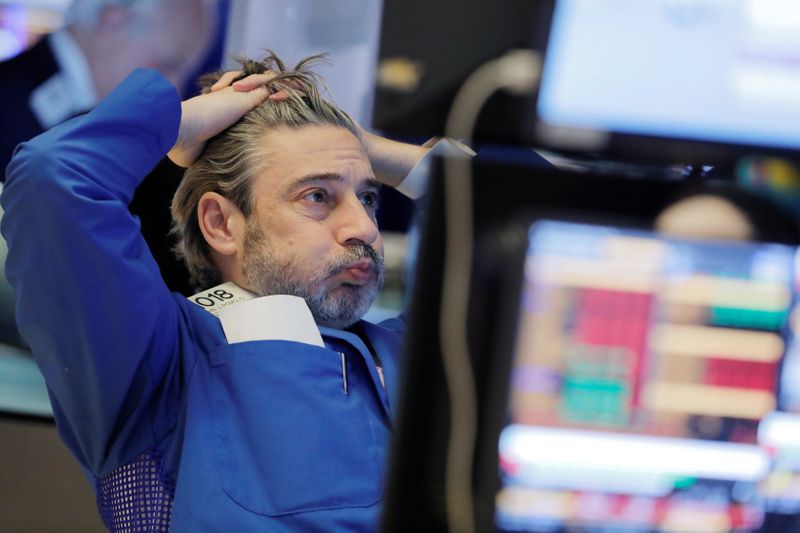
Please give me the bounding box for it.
[309,286,378,329]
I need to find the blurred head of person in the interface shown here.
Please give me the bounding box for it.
[66,0,215,98]
[655,180,800,244]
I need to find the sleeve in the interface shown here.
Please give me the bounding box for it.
[1,69,185,476]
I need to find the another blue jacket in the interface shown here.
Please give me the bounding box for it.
[2,69,404,531]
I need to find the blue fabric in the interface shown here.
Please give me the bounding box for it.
[2,69,403,531]
[96,448,174,532]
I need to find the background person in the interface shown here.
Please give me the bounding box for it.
[655,180,800,245]
[0,0,214,173]
[0,0,217,304]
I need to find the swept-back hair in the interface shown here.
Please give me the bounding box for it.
[171,52,358,289]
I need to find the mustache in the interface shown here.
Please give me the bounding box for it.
[325,244,384,278]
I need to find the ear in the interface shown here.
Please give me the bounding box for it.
[197,192,246,257]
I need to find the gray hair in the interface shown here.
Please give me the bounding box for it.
[171,52,360,289]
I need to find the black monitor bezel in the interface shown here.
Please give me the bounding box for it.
[380,157,685,533]
[380,154,800,532]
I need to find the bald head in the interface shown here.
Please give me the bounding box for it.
[68,0,215,98]
[655,194,755,241]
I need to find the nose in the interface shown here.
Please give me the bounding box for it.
[334,194,380,247]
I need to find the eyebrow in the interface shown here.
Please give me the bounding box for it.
[284,172,381,198]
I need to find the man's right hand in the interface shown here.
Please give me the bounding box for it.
[167,71,283,168]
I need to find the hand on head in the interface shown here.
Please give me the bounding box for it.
[209,70,296,102]
[168,54,318,167]
[167,81,271,168]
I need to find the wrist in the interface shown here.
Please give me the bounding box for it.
[167,100,203,167]
[361,130,430,188]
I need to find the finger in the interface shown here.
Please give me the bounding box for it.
[232,71,278,92]
[252,85,271,106]
[210,70,242,92]
[268,89,292,102]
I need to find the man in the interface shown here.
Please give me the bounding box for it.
[0,0,213,172]
[2,54,441,531]
[0,0,215,296]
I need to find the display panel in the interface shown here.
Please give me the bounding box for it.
[496,221,800,532]
[536,0,800,155]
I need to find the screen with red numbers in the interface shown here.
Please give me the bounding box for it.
[495,220,800,533]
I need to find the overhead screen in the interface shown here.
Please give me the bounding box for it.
[536,0,800,154]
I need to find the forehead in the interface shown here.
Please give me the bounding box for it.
[251,124,373,196]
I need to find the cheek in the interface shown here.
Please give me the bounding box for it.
[276,223,336,261]
[258,205,342,258]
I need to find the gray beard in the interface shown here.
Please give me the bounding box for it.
[241,225,385,329]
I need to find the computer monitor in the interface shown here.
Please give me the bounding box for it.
[381,159,689,533]
[495,219,800,532]
[381,157,800,533]
[534,0,800,163]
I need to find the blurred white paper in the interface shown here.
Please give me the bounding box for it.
[217,294,324,347]
[224,0,383,127]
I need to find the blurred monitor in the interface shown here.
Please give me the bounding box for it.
[495,219,800,532]
[380,159,691,533]
[535,0,800,163]
[372,0,544,141]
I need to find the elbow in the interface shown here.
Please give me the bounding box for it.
[5,133,59,187]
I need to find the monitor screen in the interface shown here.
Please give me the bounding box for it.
[536,0,800,154]
[496,220,800,532]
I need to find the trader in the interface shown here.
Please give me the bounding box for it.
[2,54,453,531]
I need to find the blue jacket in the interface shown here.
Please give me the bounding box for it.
[2,69,405,531]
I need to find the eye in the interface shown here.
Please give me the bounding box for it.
[303,189,329,204]
[360,191,380,210]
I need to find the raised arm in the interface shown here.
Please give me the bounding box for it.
[221,69,438,197]
[1,68,269,475]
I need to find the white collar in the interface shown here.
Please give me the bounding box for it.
[29,29,98,128]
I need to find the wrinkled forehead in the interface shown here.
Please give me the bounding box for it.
[250,124,375,198]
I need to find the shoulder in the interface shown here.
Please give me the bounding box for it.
[357,316,407,348]
[375,315,407,334]
[171,294,228,350]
